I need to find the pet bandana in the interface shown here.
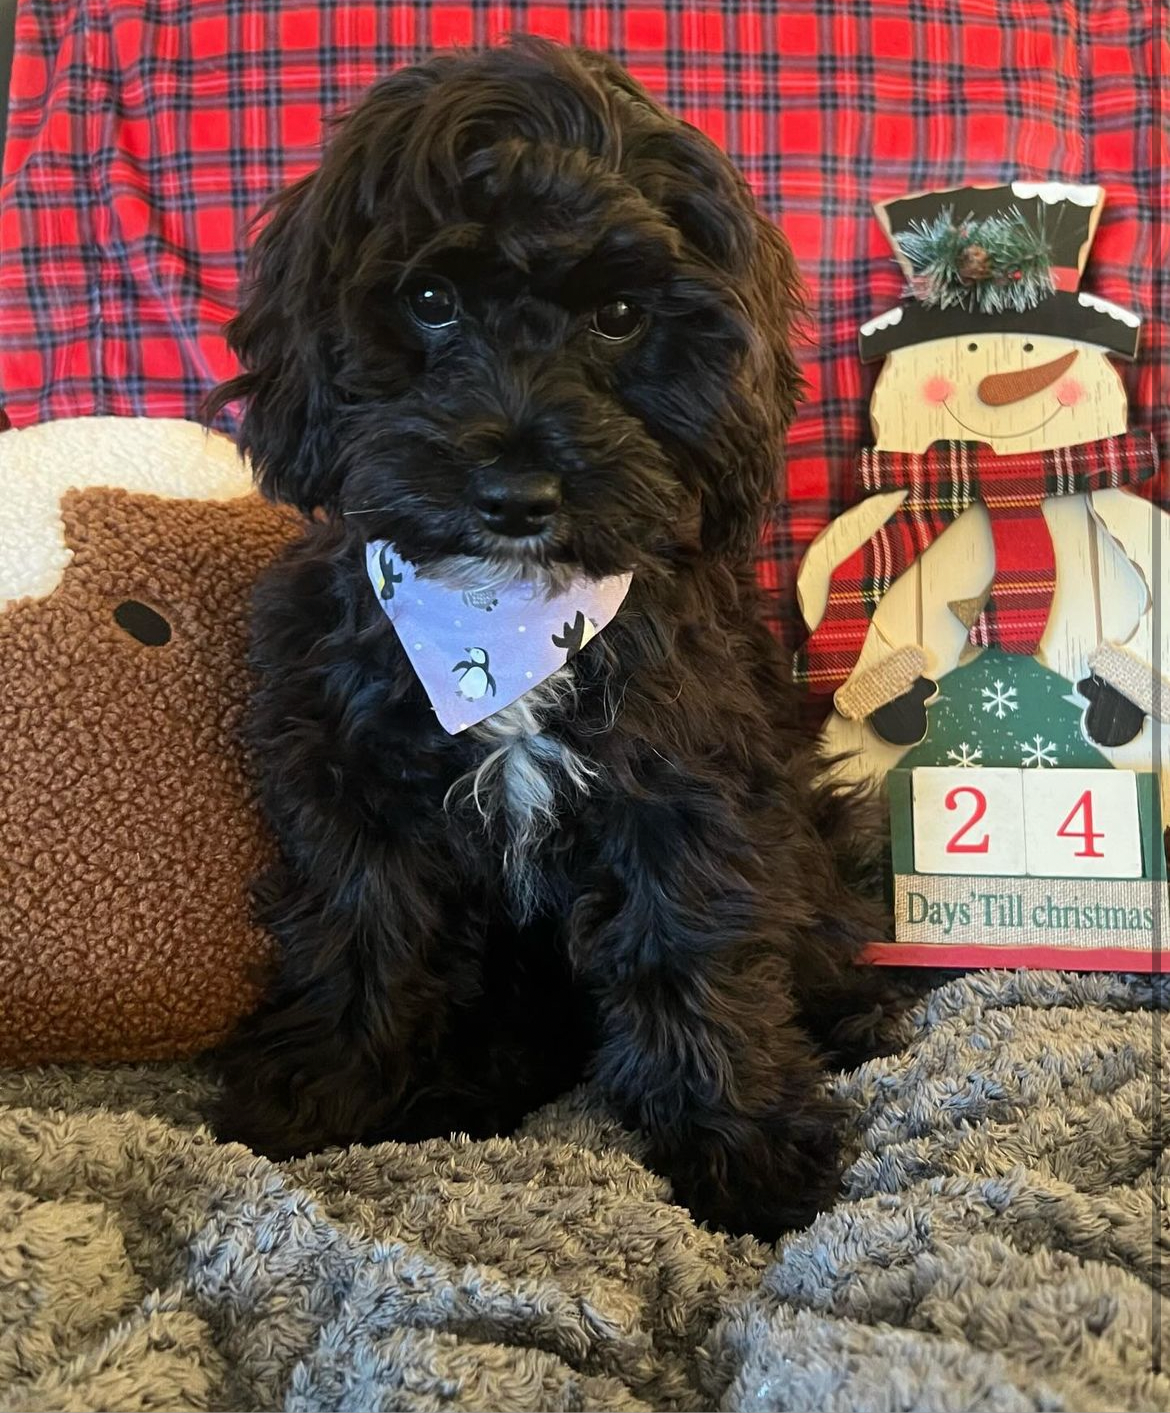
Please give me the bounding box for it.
[365,541,632,733]
[796,430,1158,694]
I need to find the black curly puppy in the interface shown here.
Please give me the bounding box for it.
[209,38,891,1239]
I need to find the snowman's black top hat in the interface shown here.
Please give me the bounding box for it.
[859,181,1141,362]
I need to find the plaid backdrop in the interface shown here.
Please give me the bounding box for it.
[1,0,1166,643]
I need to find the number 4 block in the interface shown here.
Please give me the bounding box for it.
[1023,770,1142,878]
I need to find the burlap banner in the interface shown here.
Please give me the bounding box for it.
[894,874,1169,950]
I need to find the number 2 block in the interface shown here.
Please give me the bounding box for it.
[912,768,1025,875]
[1022,770,1142,878]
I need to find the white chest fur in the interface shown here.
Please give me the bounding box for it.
[449,666,594,918]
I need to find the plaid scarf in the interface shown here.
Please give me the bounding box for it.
[797,430,1158,695]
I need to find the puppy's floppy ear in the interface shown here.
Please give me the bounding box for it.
[638,114,806,560]
[205,174,342,512]
[206,65,439,512]
[702,208,805,560]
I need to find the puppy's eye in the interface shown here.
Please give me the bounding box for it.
[403,277,459,329]
[591,300,644,342]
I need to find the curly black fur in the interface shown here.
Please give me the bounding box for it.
[208,38,893,1240]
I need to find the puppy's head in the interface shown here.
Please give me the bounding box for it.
[211,39,803,574]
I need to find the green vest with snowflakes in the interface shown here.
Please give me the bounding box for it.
[900,650,1110,772]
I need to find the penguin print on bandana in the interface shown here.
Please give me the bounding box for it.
[453,647,497,702]
[364,539,632,733]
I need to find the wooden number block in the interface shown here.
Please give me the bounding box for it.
[1022,769,1142,878]
[912,768,1025,875]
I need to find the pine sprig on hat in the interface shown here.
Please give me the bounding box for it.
[895,205,1056,314]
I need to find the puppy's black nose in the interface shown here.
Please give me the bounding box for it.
[473,471,562,538]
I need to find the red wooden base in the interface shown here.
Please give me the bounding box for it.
[863,942,1165,972]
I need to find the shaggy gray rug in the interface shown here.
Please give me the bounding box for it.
[0,968,1165,1412]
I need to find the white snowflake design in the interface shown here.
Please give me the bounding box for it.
[946,742,983,767]
[981,680,1019,720]
[1020,735,1059,768]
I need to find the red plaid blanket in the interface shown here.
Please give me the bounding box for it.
[1,1,1166,644]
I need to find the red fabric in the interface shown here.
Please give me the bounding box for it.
[1,1,1167,645]
[978,507,1056,656]
[797,431,1159,691]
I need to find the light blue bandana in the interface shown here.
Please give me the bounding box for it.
[366,541,632,733]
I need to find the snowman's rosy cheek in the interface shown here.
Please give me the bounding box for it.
[922,376,955,405]
[1056,378,1085,406]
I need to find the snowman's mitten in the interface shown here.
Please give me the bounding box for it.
[834,644,930,721]
[868,676,939,747]
[1076,672,1147,748]
[1088,642,1170,723]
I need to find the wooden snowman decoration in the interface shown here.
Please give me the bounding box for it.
[796,181,1168,968]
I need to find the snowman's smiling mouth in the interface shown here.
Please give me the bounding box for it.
[942,402,1066,440]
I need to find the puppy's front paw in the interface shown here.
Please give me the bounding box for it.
[210,1027,387,1159]
[210,1063,331,1160]
[651,1105,844,1242]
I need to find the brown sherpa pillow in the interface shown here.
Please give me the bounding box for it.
[0,417,299,1062]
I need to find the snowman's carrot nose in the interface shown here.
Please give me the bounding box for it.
[977,349,1079,406]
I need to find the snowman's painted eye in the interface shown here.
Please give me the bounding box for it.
[1023,342,1034,352]
[967,342,979,352]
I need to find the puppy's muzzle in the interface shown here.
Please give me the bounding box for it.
[472,468,563,538]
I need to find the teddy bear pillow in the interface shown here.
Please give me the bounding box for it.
[0,417,298,1063]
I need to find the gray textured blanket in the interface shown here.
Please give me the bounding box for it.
[0,968,1165,1412]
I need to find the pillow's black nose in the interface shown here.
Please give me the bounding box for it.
[473,472,562,538]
